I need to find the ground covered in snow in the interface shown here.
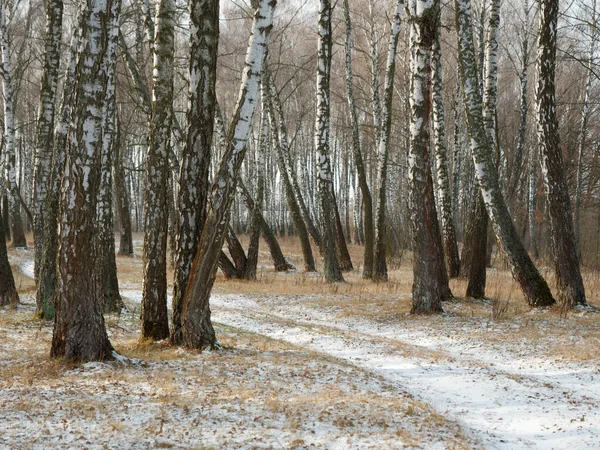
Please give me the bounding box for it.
[2,238,600,449]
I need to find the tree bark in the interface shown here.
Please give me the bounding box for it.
[51,0,115,362]
[341,0,374,276]
[32,0,63,281]
[315,0,344,282]
[180,0,276,350]
[408,0,449,315]
[535,0,586,307]
[373,0,404,282]
[114,120,134,256]
[0,198,18,307]
[455,0,555,307]
[431,31,461,278]
[0,2,26,249]
[96,0,122,313]
[141,0,175,340]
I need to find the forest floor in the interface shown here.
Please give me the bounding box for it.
[1,235,600,449]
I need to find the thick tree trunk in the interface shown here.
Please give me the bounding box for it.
[170,0,219,344]
[141,0,175,340]
[218,251,239,279]
[408,0,449,315]
[51,0,115,362]
[33,0,63,281]
[373,0,404,282]
[180,0,275,350]
[536,0,586,307]
[225,226,247,275]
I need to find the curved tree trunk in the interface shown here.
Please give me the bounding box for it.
[180,0,276,350]
[237,178,292,271]
[141,0,175,340]
[170,0,219,344]
[455,0,555,307]
[536,0,586,307]
[264,77,315,271]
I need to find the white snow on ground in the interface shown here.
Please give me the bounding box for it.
[20,260,34,279]
[204,293,600,450]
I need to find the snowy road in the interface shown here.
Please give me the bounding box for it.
[210,293,600,450]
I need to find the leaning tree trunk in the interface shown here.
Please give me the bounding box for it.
[141,0,175,340]
[343,0,373,278]
[408,0,449,315]
[32,0,63,281]
[96,0,122,313]
[536,0,586,307]
[455,0,555,307]
[270,79,322,252]
[51,0,114,362]
[431,30,460,278]
[0,3,26,248]
[237,178,292,271]
[180,0,276,350]
[170,0,219,345]
[265,77,315,271]
[315,0,343,282]
[36,10,81,320]
[373,0,404,282]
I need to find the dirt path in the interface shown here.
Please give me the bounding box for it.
[211,293,600,450]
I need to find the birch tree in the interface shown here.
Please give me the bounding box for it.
[408,0,450,314]
[431,29,460,278]
[455,0,555,307]
[373,0,404,282]
[343,0,374,278]
[574,0,597,257]
[36,11,81,320]
[0,0,26,248]
[32,0,63,280]
[51,0,115,362]
[96,0,122,312]
[180,0,276,350]
[141,0,175,340]
[170,0,219,344]
[315,0,343,282]
[535,0,586,307]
